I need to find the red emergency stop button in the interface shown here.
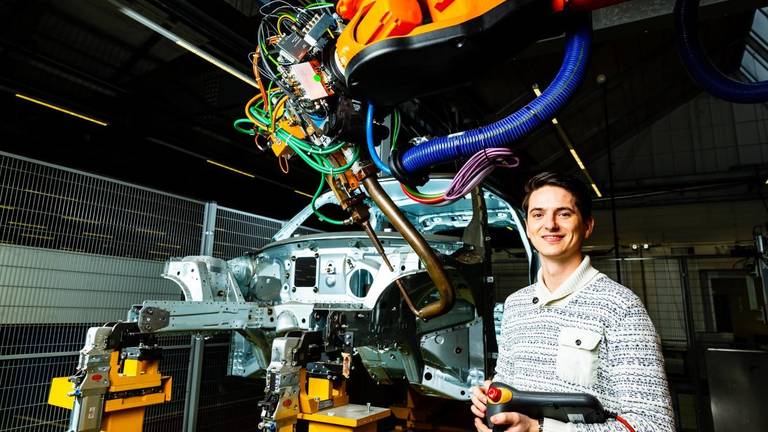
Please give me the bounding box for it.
[486,386,501,402]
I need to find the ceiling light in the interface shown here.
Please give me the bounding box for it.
[15,93,108,126]
[206,160,255,178]
[115,4,259,88]
[532,85,602,198]
[293,189,313,198]
[590,183,603,198]
[569,149,586,170]
[206,159,312,198]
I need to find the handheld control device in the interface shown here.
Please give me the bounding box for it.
[485,382,608,428]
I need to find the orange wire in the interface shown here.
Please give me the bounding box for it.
[244,94,267,130]
[252,49,268,109]
[278,155,290,174]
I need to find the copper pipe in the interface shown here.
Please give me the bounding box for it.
[361,221,420,316]
[362,177,455,320]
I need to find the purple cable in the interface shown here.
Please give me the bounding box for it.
[444,148,520,201]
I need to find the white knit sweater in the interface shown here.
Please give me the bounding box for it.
[495,256,675,432]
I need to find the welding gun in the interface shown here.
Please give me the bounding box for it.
[484,382,608,429]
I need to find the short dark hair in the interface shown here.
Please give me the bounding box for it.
[522,172,592,221]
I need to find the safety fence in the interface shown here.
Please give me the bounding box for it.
[493,252,764,432]
[493,253,759,346]
[0,151,317,432]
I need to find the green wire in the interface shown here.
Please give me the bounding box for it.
[391,109,400,151]
[311,172,345,225]
[232,116,358,175]
[235,86,361,175]
[249,106,347,155]
[297,146,358,175]
[404,183,444,199]
[250,106,358,174]
[233,119,256,135]
[260,41,279,67]
[305,2,334,8]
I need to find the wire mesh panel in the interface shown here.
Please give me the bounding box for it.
[0,151,206,432]
[196,336,264,432]
[144,335,193,432]
[0,151,205,261]
[0,354,79,431]
[212,207,285,259]
[592,257,688,343]
[213,206,319,260]
[639,259,687,343]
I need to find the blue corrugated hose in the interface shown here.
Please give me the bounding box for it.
[399,20,592,174]
[675,0,768,103]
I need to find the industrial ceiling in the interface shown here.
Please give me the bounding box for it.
[0,0,764,220]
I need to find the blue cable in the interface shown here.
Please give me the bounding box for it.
[400,21,591,174]
[675,0,768,103]
[366,102,392,175]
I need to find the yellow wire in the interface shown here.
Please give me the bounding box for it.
[277,15,296,37]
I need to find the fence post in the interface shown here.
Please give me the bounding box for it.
[679,257,709,431]
[183,201,217,432]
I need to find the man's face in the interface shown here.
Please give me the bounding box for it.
[525,185,594,262]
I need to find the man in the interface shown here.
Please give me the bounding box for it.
[471,172,674,432]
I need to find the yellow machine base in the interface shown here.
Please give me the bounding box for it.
[298,404,390,432]
[48,377,75,410]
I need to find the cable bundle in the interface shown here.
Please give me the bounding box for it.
[444,148,519,200]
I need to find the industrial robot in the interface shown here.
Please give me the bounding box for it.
[49,0,762,430]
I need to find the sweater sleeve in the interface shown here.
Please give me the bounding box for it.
[570,296,675,432]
